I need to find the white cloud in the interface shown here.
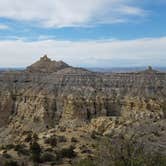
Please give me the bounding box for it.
[0,0,147,27]
[0,24,9,30]
[0,37,165,67]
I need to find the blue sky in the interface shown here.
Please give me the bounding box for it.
[0,0,165,67]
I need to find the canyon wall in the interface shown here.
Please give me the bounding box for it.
[0,64,165,135]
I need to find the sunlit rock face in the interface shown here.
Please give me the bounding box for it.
[0,56,165,143]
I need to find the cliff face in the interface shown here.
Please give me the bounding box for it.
[0,56,165,142]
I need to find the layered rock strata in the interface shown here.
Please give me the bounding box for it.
[0,56,165,142]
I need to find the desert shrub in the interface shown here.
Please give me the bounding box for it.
[0,144,28,156]
[0,144,15,150]
[30,141,41,163]
[24,133,32,142]
[75,158,95,166]
[44,135,57,147]
[97,135,147,166]
[57,146,76,159]
[32,133,39,141]
[2,153,12,159]
[41,152,56,162]
[5,144,15,150]
[4,160,19,166]
[71,137,78,143]
[147,153,166,166]
[14,144,29,156]
[95,134,166,166]
[25,132,38,143]
[111,136,145,166]
[0,145,5,150]
[45,147,53,152]
[57,135,67,142]
[90,131,97,139]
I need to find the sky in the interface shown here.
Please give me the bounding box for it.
[0,0,166,68]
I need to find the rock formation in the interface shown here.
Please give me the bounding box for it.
[0,56,165,130]
[0,56,165,165]
[26,55,69,73]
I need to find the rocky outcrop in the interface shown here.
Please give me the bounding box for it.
[26,55,69,73]
[0,56,165,143]
[0,56,166,166]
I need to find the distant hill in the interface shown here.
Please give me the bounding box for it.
[87,67,166,73]
[1,67,166,73]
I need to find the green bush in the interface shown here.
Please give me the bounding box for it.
[41,152,56,162]
[30,141,41,163]
[45,147,53,152]
[14,144,29,156]
[147,153,166,166]
[25,132,38,143]
[4,160,19,166]
[0,144,15,150]
[90,131,98,139]
[57,146,76,159]
[95,135,166,166]
[57,135,67,142]
[2,153,12,159]
[71,137,78,143]
[5,144,15,150]
[24,133,32,143]
[44,135,57,147]
[32,133,39,142]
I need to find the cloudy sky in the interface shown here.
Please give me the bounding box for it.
[0,0,165,67]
